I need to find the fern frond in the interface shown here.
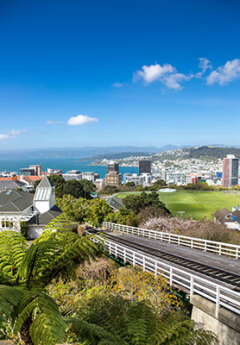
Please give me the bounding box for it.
[126,302,155,345]
[37,234,101,285]
[17,239,60,287]
[0,285,24,326]
[14,290,66,345]
[41,214,72,234]
[67,318,123,345]
[0,231,27,277]
[149,314,216,345]
[0,270,14,285]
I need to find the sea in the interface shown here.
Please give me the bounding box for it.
[0,158,139,180]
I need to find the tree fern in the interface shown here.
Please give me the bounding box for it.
[14,291,66,345]
[67,318,123,345]
[17,239,61,287]
[0,285,25,326]
[126,302,156,345]
[0,228,101,344]
[0,231,27,278]
[149,313,217,345]
[67,290,216,345]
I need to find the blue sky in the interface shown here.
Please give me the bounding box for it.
[0,0,240,149]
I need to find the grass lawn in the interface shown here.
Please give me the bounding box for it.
[116,190,240,220]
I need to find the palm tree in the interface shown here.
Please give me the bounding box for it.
[0,228,100,345]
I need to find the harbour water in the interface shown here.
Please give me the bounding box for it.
[0,158,139,180]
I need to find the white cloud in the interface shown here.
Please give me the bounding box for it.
[134,63,194,89]
[0,129,27,141]
[207,59,240,85]
[133,58,240,90]
[135,63,175,84]
[163,73,194,90]
[67,114,99,126]
[112,82,123,88]
[198,58,212,74]
[46,120,63,125]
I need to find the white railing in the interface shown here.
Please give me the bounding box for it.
[100,236,240,316]
[103,222,240,259]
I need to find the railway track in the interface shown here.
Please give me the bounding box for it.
[87,227,240,290]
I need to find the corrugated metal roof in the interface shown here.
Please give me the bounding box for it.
[34,176,53,201]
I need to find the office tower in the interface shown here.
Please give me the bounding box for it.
[222,155,239,187]
[30,165,42,176]
[20,168,36,176]
[105,161,121,187]
[139,159,151,175]
[107,161,119,174]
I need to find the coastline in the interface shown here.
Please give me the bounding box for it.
[90,162,138,167]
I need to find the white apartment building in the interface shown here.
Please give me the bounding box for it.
[165,170,186,185]
[62,170,82,181]
[124,173,152,187]
[81,171,99,182]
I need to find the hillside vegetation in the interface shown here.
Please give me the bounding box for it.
[185,146,240,159]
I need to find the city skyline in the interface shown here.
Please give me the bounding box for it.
[0,0,240,149]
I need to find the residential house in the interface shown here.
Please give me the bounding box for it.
[0,176,61,239]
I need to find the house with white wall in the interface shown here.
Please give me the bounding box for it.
[0,176,61,239]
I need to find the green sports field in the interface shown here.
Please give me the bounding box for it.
[116,190,240,219]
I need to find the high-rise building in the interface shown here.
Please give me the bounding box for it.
[139,159,151,175]
[105,171,122,187]
[107,161,119,174]
[105,161,121,187]
[222,155,239,187]
[30,165,42,176]
[20,168,36,176]
[21,165,42,176]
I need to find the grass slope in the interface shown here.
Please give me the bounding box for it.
[116,190,240,219]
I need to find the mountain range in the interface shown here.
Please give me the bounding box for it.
[0,145,239,160]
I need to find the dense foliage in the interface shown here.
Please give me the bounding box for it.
[105,208,138,226]
[0,230,100,345]
[49,266,216,345]
[57,195,113,227]
[122,192,170,215]
[34,175,96,199]
[0,225,217,345]
[187,145,240,160]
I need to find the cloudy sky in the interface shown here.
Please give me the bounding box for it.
[0,0,240,149]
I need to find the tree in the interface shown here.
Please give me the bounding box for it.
[153,179,167,189]
[63,179,85,198]
[57,195,90,223]
[105,208,138,226]
[78,179,96,199]
[123,192,169,215]
[0,229,100,345]
[86,199,113,227]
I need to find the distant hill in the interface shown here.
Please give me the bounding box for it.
[184,146,240,159]
[0,145,239,160]
[78,152,153,162]
[0,145,181,160]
